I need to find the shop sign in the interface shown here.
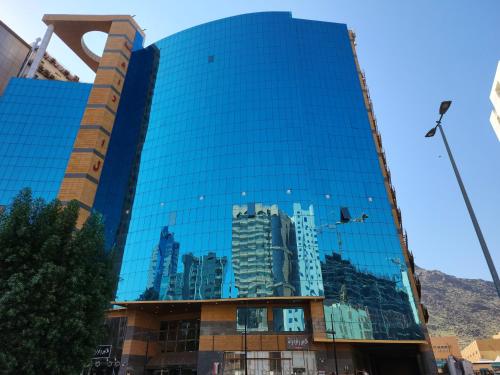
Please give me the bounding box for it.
[286,336,309,350]
[93,345,112,359]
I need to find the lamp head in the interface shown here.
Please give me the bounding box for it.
[425,127,437,138]
[439,100,452,115]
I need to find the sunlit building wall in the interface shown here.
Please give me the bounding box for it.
[0,21,30,95]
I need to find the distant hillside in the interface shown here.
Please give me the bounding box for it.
[416,266,500,348]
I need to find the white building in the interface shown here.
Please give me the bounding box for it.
[292,203,324,296]
[490,61,500,142]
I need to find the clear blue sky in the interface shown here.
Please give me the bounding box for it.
[2,0,499,281]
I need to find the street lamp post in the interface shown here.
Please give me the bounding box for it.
[425,101,500,298]
[328,312,339,375]
[242,304,248,375]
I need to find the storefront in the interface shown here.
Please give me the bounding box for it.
[106,297,430,375]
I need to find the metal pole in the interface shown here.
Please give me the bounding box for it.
[25,24,54,78]
[18,38,40,77]
[437,122,500,298]
[244,305,248,375]
[331,312,339,375]
[143,334,149,374]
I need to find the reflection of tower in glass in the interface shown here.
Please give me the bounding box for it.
[401,269,420,323]
[232,203,296,297]
[181,252,227,300]
[146,226,180,300]
[282,308,306,332]
[292,203,324,296]
[321,253,424,340]
[324,285,373,339]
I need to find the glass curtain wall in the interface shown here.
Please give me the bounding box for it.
[116,12,424,341]
[0,78,91,205]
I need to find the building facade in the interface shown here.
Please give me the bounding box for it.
[430,336,462,370]
[0,20,30,95]
[461,333,500,363]
[0,12,436,375]
[0,20,78,96]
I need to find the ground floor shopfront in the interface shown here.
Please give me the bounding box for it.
[103,297,436,375]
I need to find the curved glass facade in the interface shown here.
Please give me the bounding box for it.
[116,12,424,340]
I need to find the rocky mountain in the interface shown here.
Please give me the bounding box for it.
[416,266,500,348]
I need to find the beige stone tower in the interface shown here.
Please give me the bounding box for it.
[40,15,144,227]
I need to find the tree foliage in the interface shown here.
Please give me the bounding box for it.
[0,189,116,374]
[137,287,159,301]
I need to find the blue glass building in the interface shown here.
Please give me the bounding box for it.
[0,12,436,374]
[0,78,91,205]
[110,11,424,341]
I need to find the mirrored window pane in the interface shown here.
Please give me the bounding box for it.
[237,307,268,332]
[273,308,305,332]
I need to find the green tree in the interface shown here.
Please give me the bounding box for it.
[0,189,116,374]
[138,287,159,301]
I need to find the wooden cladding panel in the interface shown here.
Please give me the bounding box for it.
[122,339,148,356]
[213,335,242,351]
[261,335,280,351]
[310,300,327,341]
[199,334,309,352]
[126,310,160,330]
[201,304,236,321]
[199,336,214,351]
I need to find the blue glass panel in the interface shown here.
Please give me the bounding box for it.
[132,31,144,52]
[93,45,159,252]
[115,12,424,341]
[0,78,91,205]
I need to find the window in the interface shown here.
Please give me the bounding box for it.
[208,55,215,63]
[237,307,268,332]
[273,308,306,332]
[158,319,199,352]
[270,352,282,372]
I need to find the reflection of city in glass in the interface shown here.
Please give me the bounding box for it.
[324,300,373,340]
[292,203,323,297]
[146,226,179,300]
[232,203,296,298]
[322,253,424,340]
[145,226,227,300]
[114,12,424,341]
[273,308,306,332]
[179,252,227,300]
[237,307,268,332]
